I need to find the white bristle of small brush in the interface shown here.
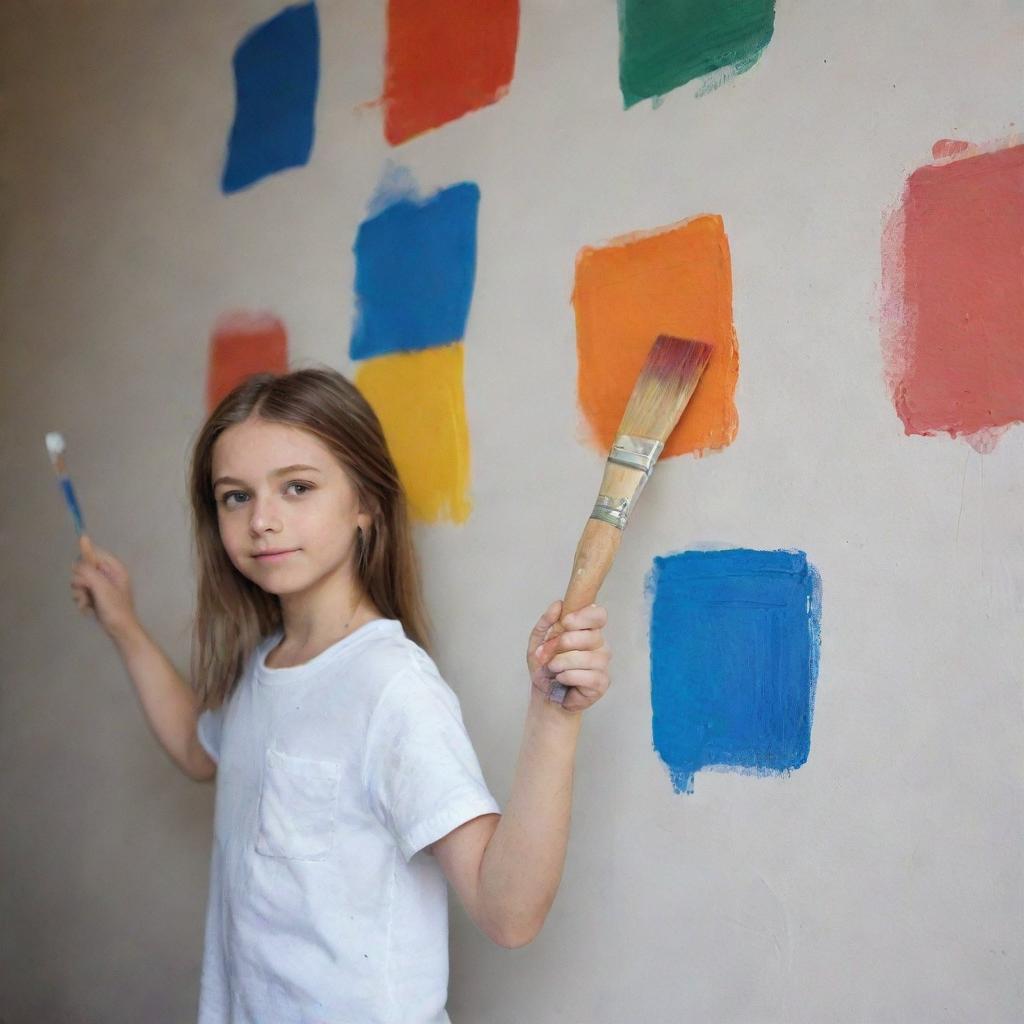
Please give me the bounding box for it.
[45,432,66,461]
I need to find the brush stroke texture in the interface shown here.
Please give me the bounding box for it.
[648,549,821,795]
[381,0,519,145]
[618,0,775,107]
[355,344,472,523]
[222,3,319,193]
[350,181,479,360]
[881,140,1024,451]
[573,214,739,457]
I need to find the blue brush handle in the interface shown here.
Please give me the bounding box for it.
[60,476,86,535]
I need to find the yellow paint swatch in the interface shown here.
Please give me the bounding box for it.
[355,343,472,523]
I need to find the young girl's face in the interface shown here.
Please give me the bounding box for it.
[211,416,371,598]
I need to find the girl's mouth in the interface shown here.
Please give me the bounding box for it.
[254,549,299,562]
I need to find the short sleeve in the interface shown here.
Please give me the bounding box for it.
[196,706,224,764]
[363,667,501,862]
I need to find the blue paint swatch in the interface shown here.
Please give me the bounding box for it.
[350,181,479,359]
[647,548,822,794]
[222,3,319,194]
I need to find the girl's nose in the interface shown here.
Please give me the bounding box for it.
[248,498,282,534]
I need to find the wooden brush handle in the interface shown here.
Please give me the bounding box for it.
[78,533,100,610]
[547,517,622,706]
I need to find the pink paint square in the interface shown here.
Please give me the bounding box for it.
[882,142,1024,451]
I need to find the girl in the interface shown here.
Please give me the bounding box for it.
[71,366,611,1024]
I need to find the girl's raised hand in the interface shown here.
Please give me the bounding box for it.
[70,535,139,642]
[527,601,611,714]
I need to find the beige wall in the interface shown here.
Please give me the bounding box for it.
[2,2,1021,1021]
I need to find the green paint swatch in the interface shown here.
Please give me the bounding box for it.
[618,0,775,108]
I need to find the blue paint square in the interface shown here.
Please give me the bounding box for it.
[350,182,479,359]
[222,3,319,194]
[647,548,822,794]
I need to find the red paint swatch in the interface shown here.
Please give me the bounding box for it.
[882,141,1024,450]
[381,0,519,146]
[207,312,288,413]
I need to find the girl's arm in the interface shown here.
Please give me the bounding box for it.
[432,603,609,948]
[71,536,216,783]
[111,620,217,783]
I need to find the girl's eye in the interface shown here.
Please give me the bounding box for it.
[219,482,312,508]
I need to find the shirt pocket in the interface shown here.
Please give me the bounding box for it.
[255,747,342,860]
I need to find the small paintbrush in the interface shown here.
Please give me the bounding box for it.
[547,334,714,706]
[45,432,87,537]
[46,431,101,606]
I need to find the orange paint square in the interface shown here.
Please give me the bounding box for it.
[206,312,288,413]
[572,214,739,457]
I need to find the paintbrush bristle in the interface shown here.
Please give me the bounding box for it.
[617,335,714,442]
[45,432,66,460]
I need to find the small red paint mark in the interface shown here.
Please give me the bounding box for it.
[931,139,973,160]
[207,312,288,413]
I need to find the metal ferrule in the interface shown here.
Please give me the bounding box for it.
[590,436,663,530]
[608,435,664,476]
[590,494,632,530]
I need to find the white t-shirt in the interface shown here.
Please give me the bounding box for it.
[194,618,502,1024]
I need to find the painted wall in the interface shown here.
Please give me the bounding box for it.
[2,1,1021,1021]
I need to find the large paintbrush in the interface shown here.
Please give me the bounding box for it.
[547,334,714,706]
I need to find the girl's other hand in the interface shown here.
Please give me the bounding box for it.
[70,535,139,642]
[527,601,611,713]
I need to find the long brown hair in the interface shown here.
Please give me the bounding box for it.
[188,366,431,710]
